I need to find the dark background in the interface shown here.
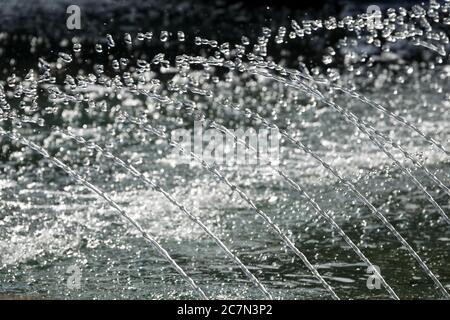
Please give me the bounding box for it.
[0,0,420,37]
[0,0,423,77]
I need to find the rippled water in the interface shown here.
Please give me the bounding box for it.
[1,1,450,299]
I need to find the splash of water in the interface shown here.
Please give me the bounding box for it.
[1,1,450,299]
[0,128,208,299]
[56,127,272,299]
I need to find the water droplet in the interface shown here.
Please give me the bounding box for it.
[124,33,132,45]
[106,34,115,47]
[160,31,169,42]
[177,31,185,42]
[58,52,73,63]
[73,43,82,53]
[95,44,103,53]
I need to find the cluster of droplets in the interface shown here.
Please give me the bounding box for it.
[2,1,448,152]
